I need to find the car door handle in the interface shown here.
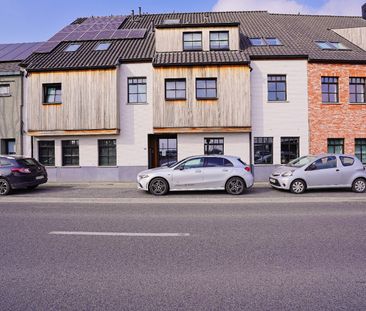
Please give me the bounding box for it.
[336,169,340,172]
[195,170,202,173]
[222,169,229,172]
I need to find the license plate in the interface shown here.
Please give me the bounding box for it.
[269,178,276,184]
[36,175,44,180]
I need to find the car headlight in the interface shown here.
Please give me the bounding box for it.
[281,171,294,177]
[139,174,149,180]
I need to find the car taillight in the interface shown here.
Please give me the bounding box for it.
[244,166,251,172]
[11,168,31,174]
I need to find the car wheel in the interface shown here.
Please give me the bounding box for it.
[0,178,11,196]
[352,178,366,193]
[149,178,169,196]
[290,179,306,194]
[27,185,38,190]
[226,177,245,195]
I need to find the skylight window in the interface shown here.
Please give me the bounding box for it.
[250,38,266,46]
[163,19,180,25]
[316,41,349,50]
[95,42,111,51]
[265,38,282,46]
[64,44,81,52]
[250,37,282,46]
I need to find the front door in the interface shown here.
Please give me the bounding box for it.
[148,135,177,168]
[305,156,341,187]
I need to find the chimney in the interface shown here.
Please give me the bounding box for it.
[131,9,135,21]
[362,3,366,19]
[139,7,142,16]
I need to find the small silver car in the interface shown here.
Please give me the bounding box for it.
[137,155,254,195]
[269,154,366,194]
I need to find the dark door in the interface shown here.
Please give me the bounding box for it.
[148,135,177,168]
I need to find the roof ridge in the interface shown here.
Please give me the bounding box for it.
[269,12,362,19]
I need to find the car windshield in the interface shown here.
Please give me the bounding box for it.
[287,156,317,168]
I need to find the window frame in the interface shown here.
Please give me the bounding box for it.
[321,77,339,104]
[327,138,344,154]
[43,83,62,105]
[209,31,230,51]
[204,137,224,155]
[98,139,117,167]
[281,137,300,164]
[183,32,202,51]
[95,42,111,51]
[0,84,11,97]
[355,138,366,165]
[349,77,366,104]
[196,78,217,100]
[267,75,287,102]
[254,137,273,165]
[165,78,186,101]
[64,43,81,52]
[38,140,55,166]
[128,77,147,104]
[62,140,79,166]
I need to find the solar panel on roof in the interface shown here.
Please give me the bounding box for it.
[64,31,84,41]
[35,41,60,53]
[95,30,115,40]
[111,29,130,39]
[48,32,69,42]
[127,29,146,39]
[90,24,106,31]
[80,31,100,40]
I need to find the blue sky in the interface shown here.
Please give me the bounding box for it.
[0,0,359,43]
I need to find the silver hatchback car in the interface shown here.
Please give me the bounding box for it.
[269,154,366,194]
[137,155,254,195]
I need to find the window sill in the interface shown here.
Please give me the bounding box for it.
[349,102,366,105]
[0,94,11,97]
[61,165,81,168]
[42,102,62,106]
[321,102,340,105]
[126,102,149,105]
[183,49,203,52]
[254,163,274,166]
[197,97,218,101]
[267,101,289,103]
[98,165,118,168]
[165,98,186,102]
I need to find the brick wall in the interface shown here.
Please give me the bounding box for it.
[308,63,366,154]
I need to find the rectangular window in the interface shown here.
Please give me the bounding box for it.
[196,78,217,99]
[349,77,366,103]
[355,139,366,164]
[38,141,55,166]
[98,139,117,166]
[321,77,338,103]
[327,138,344,154]
[210,31,229,50]
[281,137,299,164]
[165,79,186,100]
[128,77,147,103]
[62,140,79,166]
[43,83,62,104]
[268,75,286,101]
[254,137,273,164]
[0,84,10,96]
[183,32,202,51]
[204,138,224,155]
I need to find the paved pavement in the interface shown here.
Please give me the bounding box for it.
[0,184,366,310]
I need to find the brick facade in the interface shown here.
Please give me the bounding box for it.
[308,63,366,155]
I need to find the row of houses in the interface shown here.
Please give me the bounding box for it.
[1,7,366,182]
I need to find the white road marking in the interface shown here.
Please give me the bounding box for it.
[49,231,190,237]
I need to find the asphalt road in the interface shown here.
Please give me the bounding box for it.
[0,185,366,311]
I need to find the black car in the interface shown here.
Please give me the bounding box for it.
[0,156,48,195]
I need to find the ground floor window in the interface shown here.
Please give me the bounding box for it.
[281,137,299,164]
[355,139,366,164]
[62,140,79,166]
[38,141,55,166]
[327,138,344,154]
[98,139,117,166]
[254,137,273,164]
[1,139,16,155]
[204,138,224,155]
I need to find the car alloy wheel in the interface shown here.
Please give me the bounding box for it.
[0,179,11,196]
[149,178,169,196]
[226,177,245,195]
[290,180,306,194]
[352,178,366,193]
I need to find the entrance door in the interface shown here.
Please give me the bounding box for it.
[148,135,177,168]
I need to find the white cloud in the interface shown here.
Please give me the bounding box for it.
[212,0,364,16]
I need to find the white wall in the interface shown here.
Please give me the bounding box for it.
[251,60,309,165]
[178,133,250,163]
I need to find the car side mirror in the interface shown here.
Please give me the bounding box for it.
[179,166,184,171]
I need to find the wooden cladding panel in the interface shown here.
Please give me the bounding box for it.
[333,27,366,51]
[155,26,240,52]
[27,69,118,132]
[153,65,251,129]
